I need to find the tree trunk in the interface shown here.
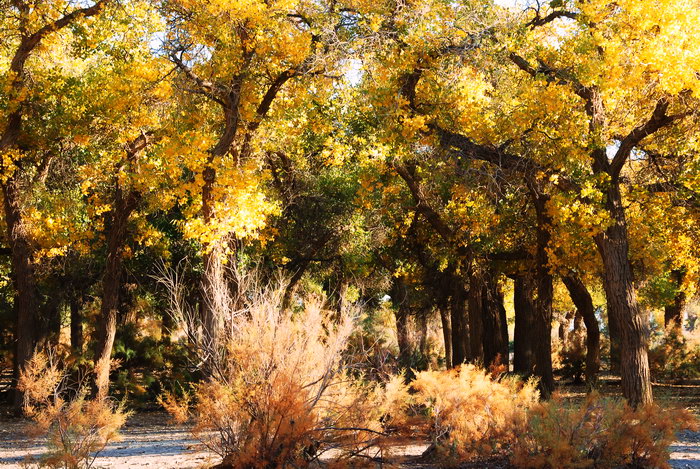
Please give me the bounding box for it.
[450,276,469,366]
[481,273,508,368]
[417,312,429,358]
[395,309,411,367]
[530,186,555,398]
[664,269,686,329]
[70,295,84,355]
[434,273,453,368]
[595,183,652,407]
[94,190,136,399]
[513,275,536,375]
[391,277,413,368]
[37,292,62,349]
[199,160,224,370]
[562,275,601,387]
[2,178,41,410]
[467,273,484,363]
[439,307,452,369]
[606,293,621,374]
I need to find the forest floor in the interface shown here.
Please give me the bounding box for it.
[2,378,700,468]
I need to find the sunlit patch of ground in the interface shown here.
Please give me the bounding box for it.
[3,379,700,469]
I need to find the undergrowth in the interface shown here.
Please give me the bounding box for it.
[411,366,697,469]
[18,350,129,469]
[159,273,409,468]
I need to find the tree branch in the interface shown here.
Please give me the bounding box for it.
[11,0,111,74]
[169,52,224,105]
[393,162,456,243]
[527,10,579,28]
[610,99,690,177]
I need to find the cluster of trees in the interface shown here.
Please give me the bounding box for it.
[1,0,699,410]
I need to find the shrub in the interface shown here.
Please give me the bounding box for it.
[409,367,696,469]
[411,365,539,463]
[161,277,409,468]
[513,393,698,469]
[559,327,587,384]
[18,350,129,469]
[649,326,700,383]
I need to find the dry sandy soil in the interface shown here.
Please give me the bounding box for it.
[1,412,699,468]
[0,412,431,468]
[3,378,700,469]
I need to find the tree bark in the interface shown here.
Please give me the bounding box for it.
[94,189,137,399]
[664,269,686,329]
[70,295,84,355]
[562,275,601,387]
[417,312,429,357]
[467,273,484,363]
[2,178,41,410]
[595,183,652,407]
[450,276,469,366]
[438,305,452,369]
[513,275,536,375]
[606,293,621,374]
[480,273,508,369]
[37,291,62,349]
[529,185,555,398]
[431,270,453,368]
[391,277,413,367]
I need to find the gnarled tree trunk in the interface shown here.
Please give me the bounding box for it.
[595,183,652,407]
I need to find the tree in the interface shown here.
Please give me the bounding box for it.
[161,0,351,364]
[0,0,111,408]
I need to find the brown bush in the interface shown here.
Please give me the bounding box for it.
[649,326,700,383]
[161,280,409,468]
[411,365,539,463]
[18,350,129,469]
[410,367,697,469]
[513,393,698,469]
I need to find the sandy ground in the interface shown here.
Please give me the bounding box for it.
[1,413,699,468]
[0,414,216,468]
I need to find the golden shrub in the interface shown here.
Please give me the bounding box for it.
[18,350,129,469]
[163,292,408,468]
[411,365,539,462]
[512,393,698,469]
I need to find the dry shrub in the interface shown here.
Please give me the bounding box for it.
[18,350,129,469]
[513,393,698,469]
[411,365,539,463]
[559,328,587,384]
[410,367,696,469]
[649,326,700,383]
[162,277,409,468]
